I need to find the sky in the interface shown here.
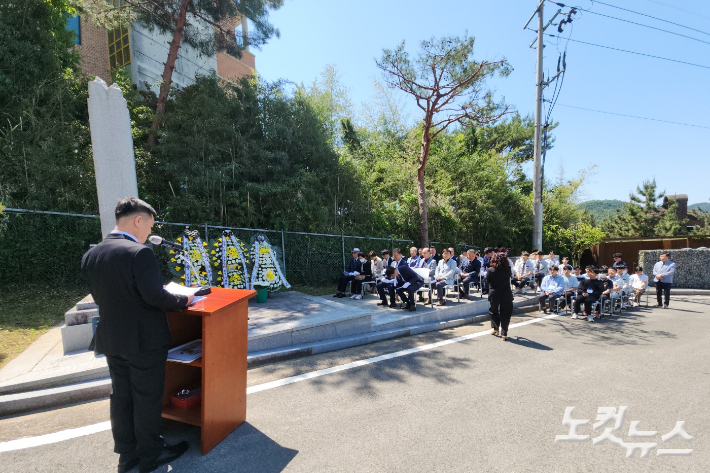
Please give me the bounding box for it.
[253,0,710,205]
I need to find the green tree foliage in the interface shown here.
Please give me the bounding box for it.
[0,0,96,213]
[546,222,605,266]
[578,199,625,222]
[376,34,512,246]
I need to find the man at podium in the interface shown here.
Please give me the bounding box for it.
[81,197,193,473]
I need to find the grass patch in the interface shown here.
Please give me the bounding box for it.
[287,284,336,296]
[0,286,86,370]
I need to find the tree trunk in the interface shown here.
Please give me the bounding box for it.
[417,132,432,247]
[147,0,190,147]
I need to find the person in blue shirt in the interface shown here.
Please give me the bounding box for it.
[538,265,565,314]
[653,251,676,308]
[406,246,421,268]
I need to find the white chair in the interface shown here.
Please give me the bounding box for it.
[413,268,434,307]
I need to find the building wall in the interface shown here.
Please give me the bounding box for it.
[75,16,110,81]
[640,248,710,289]
[130,18,218,93]
[216,51,255,82]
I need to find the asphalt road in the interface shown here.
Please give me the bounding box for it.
[1,296,709,472]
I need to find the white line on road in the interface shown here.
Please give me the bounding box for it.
[0,313,559,453]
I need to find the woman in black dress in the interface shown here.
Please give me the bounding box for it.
[487,252,514,341]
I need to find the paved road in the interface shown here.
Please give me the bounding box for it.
[1,297,709,472]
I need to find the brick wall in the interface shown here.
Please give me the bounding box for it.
[217,51,255,82]
[75,16,110,81]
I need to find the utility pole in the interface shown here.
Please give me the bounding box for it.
[525,1,568,251]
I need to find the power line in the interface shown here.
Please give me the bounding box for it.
[551,102,710,130]
[548,0,710,36]
[641,0,710,21]
[578,8,710,46]
[544,34,710,70]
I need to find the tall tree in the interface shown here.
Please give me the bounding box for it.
[603,179,664,237]
[80,0,282,146]
[376,35,511,246]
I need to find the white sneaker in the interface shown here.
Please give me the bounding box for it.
[354,295,362,300]
[349,294,357,299]
[621,303,627,309]
[586,315,594,322]
[571,314,578,319]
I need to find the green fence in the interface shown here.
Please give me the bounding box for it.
[0,209,475,291]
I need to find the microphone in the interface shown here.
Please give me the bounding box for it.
[149,235,183,251]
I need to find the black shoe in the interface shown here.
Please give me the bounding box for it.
[118,452,139,473]
[408,303,416,312]
[377,300,388,306]
[139,441,189,473]
[388,303,397,308]
[333,293,341,297]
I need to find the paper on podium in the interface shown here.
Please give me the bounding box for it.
[167,339,202,363]
[165,282,200,296]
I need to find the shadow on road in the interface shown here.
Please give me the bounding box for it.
[507,336,552,350]
[161,421,298,473]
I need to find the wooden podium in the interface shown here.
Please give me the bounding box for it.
[162,287,256,454]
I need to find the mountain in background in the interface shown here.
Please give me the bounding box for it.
[578,200,625,222]
[689,202,710,213]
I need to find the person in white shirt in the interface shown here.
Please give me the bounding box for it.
[548,251,560,267]
[628,266,649,306]
[433,248,458,306]
[560,265,579,316]
[532,251,549,289]
[512,251,535,294]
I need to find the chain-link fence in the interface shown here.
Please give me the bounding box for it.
[0,209,476,292]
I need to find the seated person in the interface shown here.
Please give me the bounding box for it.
[459,249,482,297]
[574,266,604,321]
[433,248,458,306]
[381,249,393,268]
[334,248,362,298]
[395,264,425,312]
[560,265,578,313]
[628,266,649,306]
[548,251,560,266]
[612,253,627,268]
[599,266,623,311]
[417,247,438,302]
[369,250,385,280]
[350,252,373,299]
[561,256,570,268]
[376,267,398,308]
[512,251,535,294]
[391,248,406,268]
[573,266,585,281]
[617,264,631,294]
[449,247,460,265]
[538,265,565,314]
[532,251,549,289]
[458,250,469,269]
[406,246,421,268]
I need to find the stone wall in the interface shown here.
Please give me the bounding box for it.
[639,248,710,289]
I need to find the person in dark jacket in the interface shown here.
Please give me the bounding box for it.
[395,265,425,311]
[81,197,191,473]
[459,249,482,298]
[351,252,372,299]
[481,247,495,295]
[574,266,604,321]
[334,248,362,298]
[487,252,514,341]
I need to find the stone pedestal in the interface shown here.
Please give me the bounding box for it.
[61,294,99,354]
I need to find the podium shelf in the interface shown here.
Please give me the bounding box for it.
[166,358,202,368]
[162,403,201,426]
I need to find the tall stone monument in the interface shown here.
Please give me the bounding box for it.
[87,77,139,238]
[60,78,139,353]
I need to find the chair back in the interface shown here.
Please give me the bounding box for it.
[413,267,431,284]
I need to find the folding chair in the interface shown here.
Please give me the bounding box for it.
[361,279,377,297]
[413,268,434,307]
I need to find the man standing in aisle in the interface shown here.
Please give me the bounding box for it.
[82,198,192,473]
[653,252,676,308]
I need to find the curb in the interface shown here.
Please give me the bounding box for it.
[0,303,538,417]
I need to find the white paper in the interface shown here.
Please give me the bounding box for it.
[167,339,203,363]
[165,282,200,296]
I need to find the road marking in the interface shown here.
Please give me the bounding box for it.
[0,313,559,453]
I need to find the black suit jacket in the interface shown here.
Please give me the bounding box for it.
[81,233,188,355]
[397,265,424,287]
[462,258,481,277]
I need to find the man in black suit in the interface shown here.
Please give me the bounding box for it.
[81,197,192,473]
[394,265,425,311]
[334,248,361,298]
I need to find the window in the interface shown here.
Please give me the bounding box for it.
[108,24,131,70]
[67,15,81,45]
